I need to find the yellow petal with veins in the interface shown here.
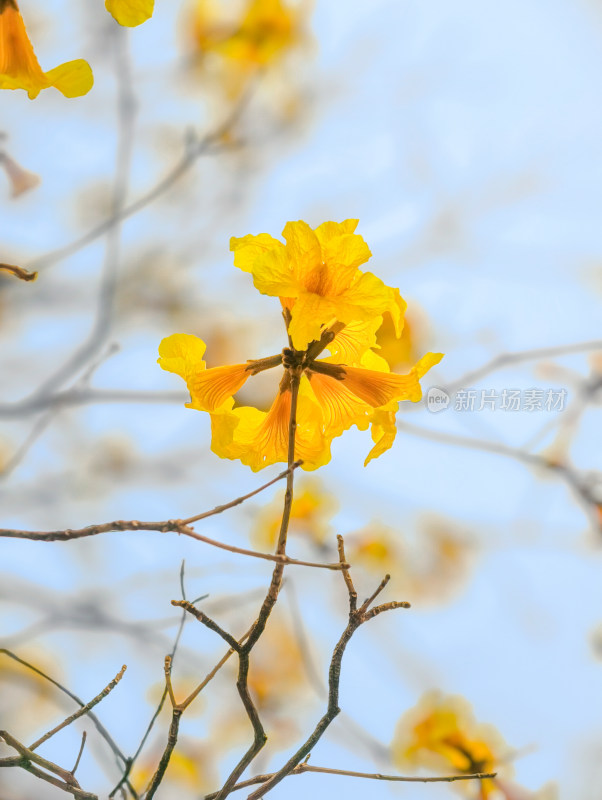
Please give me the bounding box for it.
[187,363,251,412]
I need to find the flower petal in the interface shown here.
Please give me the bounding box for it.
[340,352,443,407]
[287,292,338,350]
[45,59,94,98]
[210,377,330,471]
[307,370,372,439]
[364,407,397,466]
[313,219,358,246]
[327,318,382,366]
[282,220,322,288]
[0,2,93,99]
[187,363,251,412]
[158,333,206,380]
[231,233,298,297]
[230,233,285,274]
[105,0,155,27]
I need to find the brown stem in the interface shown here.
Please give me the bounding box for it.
[0,262,38,282]
[143,709,181,800]
[27,665,127,752]
[211,367,302,800]
[203,764,498,798]
[245,560,411,799]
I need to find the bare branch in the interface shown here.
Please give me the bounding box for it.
[70,732,87,777]
[0,262,38,282]
[337,535,357,613]
[171,601,241,651]
[27,665,127,752]
[244,564,411,799]
[211,367,302,800]
[203,764,498,798]
[0,650,129,772]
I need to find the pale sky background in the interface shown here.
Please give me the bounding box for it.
[2,1,602,798]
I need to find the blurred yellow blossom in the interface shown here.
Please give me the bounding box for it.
[0,0,93,98]
[192,0,299,67]
[251,477,337,548]
[105,0,154,27]
[348,517,474,604]
[159,220,442,471]
[392,691,512,797]
[132,738,216,796]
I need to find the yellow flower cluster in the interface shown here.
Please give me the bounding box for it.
[191,0,300,68]
[159,219,443,471]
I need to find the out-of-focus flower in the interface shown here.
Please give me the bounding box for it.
[0,0,93,98]
[392,691,512,797]
[132,738,216,797]
[0,151,40,197]
[186,0,311,105]
[159,220,443,471]
[193,0,299,67]
[251,477,337,548]
[347,516,474,604]
[105,0,154,27]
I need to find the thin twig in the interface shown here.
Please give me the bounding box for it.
[108,563,190,798]
[0,262,38,281]
[0,650,129,772]
[337,535,357,613]
[27,74,257,274]
[0,731,101,799]
[203,763,498,798]
[445,339,602,394]
[29,26,136,403]
[171,601,241,651]
[27,665,127,752]
[245,560,411,799]
[70,732,87,776]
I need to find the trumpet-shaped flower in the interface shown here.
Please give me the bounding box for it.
[159,220,443,471]
[0,0,93,99]
[105,0,155,27]
[231,219,406,351]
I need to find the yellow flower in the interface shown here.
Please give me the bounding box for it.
[231,219,406,351]
[392,691,512,797]
[0,0,93,99]
[159,221,442,471]
[132,738,216,796]
[192,0,299,67]
[159,330,441,471]
[251,477,337,548]
[106,0,154,27]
